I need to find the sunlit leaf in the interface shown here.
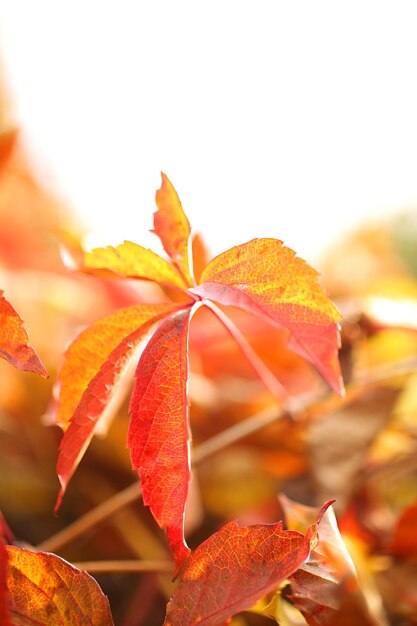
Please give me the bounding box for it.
[154,172,194,286]
[164,502,331,626]
[128,306,196,574]
[0,290,48,377]
[55,303,178,430]
[83,240,188,291]
[5,546,114,625]
[192,238,343,394]
[55,304,181,509]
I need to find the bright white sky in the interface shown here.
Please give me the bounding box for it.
[1,2,417,263]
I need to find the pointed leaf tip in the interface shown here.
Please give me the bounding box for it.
[54,303,180,506]
[154,173,194,286]
[128,306,196,572]
[164,504,329,626]
[0,290,48,377]
[193,238,344,395]
[83,240,188,291]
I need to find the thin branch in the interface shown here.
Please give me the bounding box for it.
[36,354,417,554]
[37,481,141,553]
[73,560,173,574]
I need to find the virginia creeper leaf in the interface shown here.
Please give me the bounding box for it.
[55,303,178,430]
[83,240,188,291]
[164,502,332,626]
[0,290,48,377]
[0,538,11,626]
[55,303,181,509]
[128,306,196,574]
[192,238,343,394]
[5,546,114,625]
[280,496,378,626]
[154,172,194,286]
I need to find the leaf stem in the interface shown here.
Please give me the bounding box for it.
[36,354,417,555]
[202,300,288,400]
[36,481,141,553]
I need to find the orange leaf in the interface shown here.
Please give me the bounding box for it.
[128,306,197,574]
[0,538,11,626]
[0,290,48,377]
[192,238,343,394]
[83,240,188,291]
[164,502,332,626]
[5,545,114,625]
[387,499,417,557]
[55,304,181,509]
[154,172,194,286]
[55,303,179,430]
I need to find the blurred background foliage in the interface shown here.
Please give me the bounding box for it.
[1,72,417,625]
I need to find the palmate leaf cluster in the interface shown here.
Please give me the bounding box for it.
[2,125,417,625]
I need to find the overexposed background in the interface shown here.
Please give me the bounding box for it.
[1,2,417,262]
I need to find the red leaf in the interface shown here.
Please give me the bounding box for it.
[55,303,181,509]
[0,290,48,377]
[0,514,13,545]
[192,238,343,394]
[164,502,331,626]
[0,538,11,626]
[387,499,417,557]
[128,306,196,574]
[5,546,114,625]
[154,172,194,286]
[55,303,178,430]
[83,240,189,291]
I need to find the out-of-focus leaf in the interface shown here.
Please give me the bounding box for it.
[55,303,178,430]
[0,290,48,377]
[387,499,417,557]
[0,127,75,273]
[392,372,417,432]
[164,502,331,626]
[83,240,188,291]
[55,304,181,509]
[191,232,210,285]
[128,306,196,574]
[5,545,114,625]
[154,172,194,286]
[307,387,395,509]
[192,239,343,395]
[0,537,11,626]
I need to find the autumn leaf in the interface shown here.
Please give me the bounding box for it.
[54,173,343,575]
[164,502,332,626]
[55,303,181,505]
[154,172,194,287]
[191,238,343,394]
[280,496,385,626]
[0,290,48,377]
[5,545,114,625]
[83,240,189,291]
[55,303,179,430]
[128,306,197,573]
[0,538,11,626]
